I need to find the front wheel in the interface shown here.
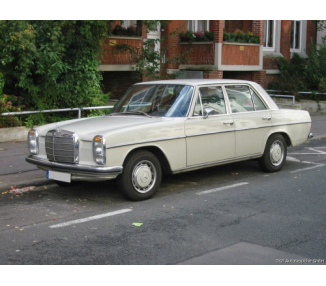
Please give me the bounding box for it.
[117,150,162,201]
[258,134,287,172]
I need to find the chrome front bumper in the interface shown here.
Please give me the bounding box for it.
[26,155,123,181]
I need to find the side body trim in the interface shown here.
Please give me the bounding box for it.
[172,153,262,174]
[107,136,186,149]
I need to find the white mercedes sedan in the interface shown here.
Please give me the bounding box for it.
[26,79,313,200]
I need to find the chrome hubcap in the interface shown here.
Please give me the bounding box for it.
[132,160,156,193]
[270,140,284,166]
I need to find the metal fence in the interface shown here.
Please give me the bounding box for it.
[266,90,326,106]
[267,90,326,96]
[267,93,296,105]
[1,105,114,119]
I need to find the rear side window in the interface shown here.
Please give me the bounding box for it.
[225,85,267,113]
[251,89,267,111]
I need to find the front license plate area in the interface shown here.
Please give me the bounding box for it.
[47,170,71,183]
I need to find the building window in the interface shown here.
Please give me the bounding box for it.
[264,20,275,49]
[187,20,209,32]
[121,20,137,29]
[291,20,302,51]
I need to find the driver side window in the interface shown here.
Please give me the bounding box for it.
[193,86,226,116]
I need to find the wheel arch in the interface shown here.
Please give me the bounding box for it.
[265,130,292,148]
[275,132,292,147]
[123,146,172,175]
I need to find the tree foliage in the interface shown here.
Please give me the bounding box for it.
[114,20,188,81]
[0,20,110,112]
[317,20,326,31]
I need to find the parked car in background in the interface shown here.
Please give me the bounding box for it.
[26,79,313,201]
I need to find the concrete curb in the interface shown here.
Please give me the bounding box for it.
[0,178,54,192]
[310,135,326,141]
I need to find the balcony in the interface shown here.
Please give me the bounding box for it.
[179,42,214,68]
[179,41,263,72]
[100,37,143,69]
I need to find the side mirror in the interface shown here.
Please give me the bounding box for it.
[203,107,215,119]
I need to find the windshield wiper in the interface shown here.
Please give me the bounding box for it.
[109,111,152,118]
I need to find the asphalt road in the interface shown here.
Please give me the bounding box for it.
[0,139,325,265]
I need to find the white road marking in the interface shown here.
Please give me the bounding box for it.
[49,209,132,229]
[290,164,325,173]
[288,153,325,155]
[289,147,326,156]
[196,182,249,195]
[306,147,326,154]
[287,156,301,162]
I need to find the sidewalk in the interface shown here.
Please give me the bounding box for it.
[1,115,326,192]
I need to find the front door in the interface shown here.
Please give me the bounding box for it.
[185,85,235,167]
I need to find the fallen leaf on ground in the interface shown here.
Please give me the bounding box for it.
[10,186,36,194]
[132,222,143,227]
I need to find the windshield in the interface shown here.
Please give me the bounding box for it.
[112,84,194,117]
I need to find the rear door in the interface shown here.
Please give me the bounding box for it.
[224,84,272,157]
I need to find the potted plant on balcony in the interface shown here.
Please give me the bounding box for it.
[112,24,141,37]
[180,30,213,42]
[223,29,260,44]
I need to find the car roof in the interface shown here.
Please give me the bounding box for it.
[135,79,255,86]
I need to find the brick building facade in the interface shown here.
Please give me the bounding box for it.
[100,20,317,99]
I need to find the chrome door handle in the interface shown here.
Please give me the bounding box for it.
[223,122,234,125]
[262,117,271,121]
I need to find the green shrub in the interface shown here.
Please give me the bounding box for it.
[0,20,110,112]
[270,40,326,98]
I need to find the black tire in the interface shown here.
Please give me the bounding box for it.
[117,150,162,201]
[258,134,287,172]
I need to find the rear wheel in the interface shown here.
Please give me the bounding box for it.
[258,134,287,172]
[117,150,162,201]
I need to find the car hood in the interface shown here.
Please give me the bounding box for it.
[36,115,185,142]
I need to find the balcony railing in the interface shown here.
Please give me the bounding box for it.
[179,41,263,71]
[101,37,143,65]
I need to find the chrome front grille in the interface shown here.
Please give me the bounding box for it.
[45,130,79,163]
